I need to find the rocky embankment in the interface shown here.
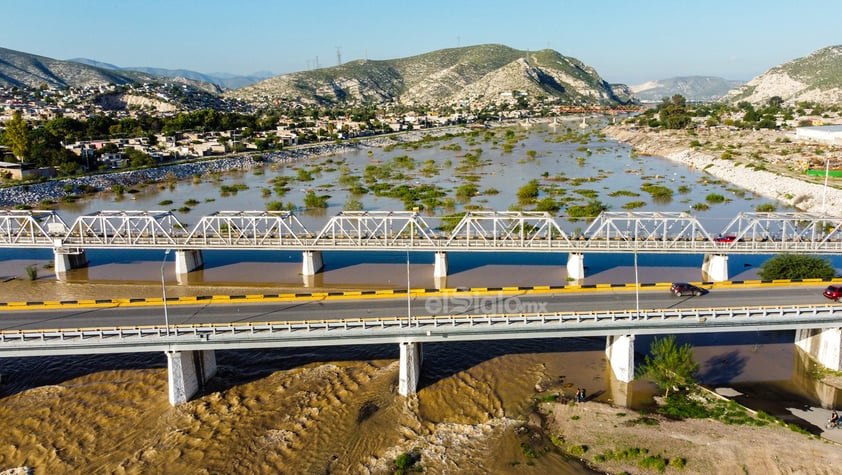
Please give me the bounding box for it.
[605,125,842,218]
[0,127,463,209]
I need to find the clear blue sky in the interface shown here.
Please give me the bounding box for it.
[2,0,840,85]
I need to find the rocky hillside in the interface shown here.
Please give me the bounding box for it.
[631,76,742,102]
[721,45,842,105]
[0,47,221,93]
[225,44,634,107]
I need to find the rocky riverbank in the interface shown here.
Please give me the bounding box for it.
[604,125,842,217]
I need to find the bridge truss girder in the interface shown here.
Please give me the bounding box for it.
[446,211,571,248]
[63,210,187,247]
[581,211,715,249]
[186,211,311,247]
[718,212,842,245]
[0,210,69,246]
[313,211,439,247]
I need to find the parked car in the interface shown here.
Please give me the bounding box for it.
[670,282,704,297]
[823,285,842,301]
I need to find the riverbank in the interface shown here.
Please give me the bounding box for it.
[539,397,842,474]
[604,124,842,217]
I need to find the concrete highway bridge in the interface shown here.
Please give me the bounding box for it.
[3,209,842,283]
[1,287,841,406]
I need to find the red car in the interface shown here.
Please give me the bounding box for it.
[824,285,842,301]
[714,235,737,243]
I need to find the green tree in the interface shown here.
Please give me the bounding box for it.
[757,254,836,280]
[4,110,31,162]
[637,335,699,397]
[657,94,691,129]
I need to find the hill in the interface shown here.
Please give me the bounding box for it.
[0,47,149,89]
[225,44,634,107]
[0,47,222,94]
[630,76,743,103]
[721,45,842,105]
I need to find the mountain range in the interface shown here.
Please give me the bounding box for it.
[3,44,842,107]
[0,47,223,93]
[69,58,275,90]
[630,76,744,103]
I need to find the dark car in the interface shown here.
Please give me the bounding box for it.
[670,282,704,297]
[823,285,842,301]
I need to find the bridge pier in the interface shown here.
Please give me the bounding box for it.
[53,248,88,276]
[433,251,448,281]
[795,328,842,371]
[174,249,204,274]
[605,335,635,382]
[702,254,729,282]
[166,349,217,406]
[398,341,423,396]
[302,250,324,276]
[567,252,585,281]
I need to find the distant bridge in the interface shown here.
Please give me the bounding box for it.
[2,209,842,282]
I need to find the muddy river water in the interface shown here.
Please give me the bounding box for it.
[1,122,840,473]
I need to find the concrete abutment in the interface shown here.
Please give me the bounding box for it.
[795,328,842,371]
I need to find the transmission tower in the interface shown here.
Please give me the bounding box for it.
[336,46,342,66]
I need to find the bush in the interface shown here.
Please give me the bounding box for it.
[757,254,836,280]
[25,264,38,281]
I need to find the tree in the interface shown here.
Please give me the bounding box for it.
[637,335,699,397]
[757,254,836,280]
[657,94,691,129]
[4,110,31,162]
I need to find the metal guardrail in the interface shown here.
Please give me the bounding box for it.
[1,304,839,356]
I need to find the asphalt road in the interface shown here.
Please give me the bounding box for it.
[0,285,832,331]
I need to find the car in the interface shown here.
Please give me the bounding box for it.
[714,235,737,243]
[823,285,842,301]
[670,282,704,297]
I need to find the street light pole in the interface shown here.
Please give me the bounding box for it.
[634,244,640,321]
[406,245,411,327]
[822,157,830,214]
[161,249,171,335]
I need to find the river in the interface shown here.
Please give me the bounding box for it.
[0,121,839,473]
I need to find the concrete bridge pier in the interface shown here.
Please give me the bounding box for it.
[606,335,635,382]
[795,328,842,371]
[433,252,448,283]
[302,250,324,276]
[167,349,217,406]
[702,254,729,282]
[53,248,88,276]
[398,341,423,396]
[174,250,204,274]
[567,252,585,281]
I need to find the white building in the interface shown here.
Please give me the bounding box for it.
[795,125,842,144]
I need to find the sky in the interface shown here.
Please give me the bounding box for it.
[2,0,841,85]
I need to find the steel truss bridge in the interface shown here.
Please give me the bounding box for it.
[3,209,842,254]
